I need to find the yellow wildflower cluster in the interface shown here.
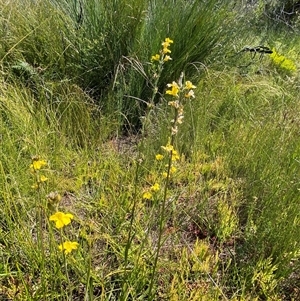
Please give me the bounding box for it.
[143,148,180,198]
[30,156,79,257]
[166,77,196,136]
[160,140,181,179]
[145,38,196,201]
[161,141,174,152]
[166,81,179,97]
[166,80,196,98]
[155,154,164,161]
[30,157,48,189]
[30,158,47,170]
[49,211,79,255]
[147,38,174,109]
[270,48,297,73]
[142,183,161,200]
[151,37,174,63]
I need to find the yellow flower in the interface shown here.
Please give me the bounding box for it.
[151,54,160,61]
[166,81,179,97]
[30,159,47,170]
[171,150,180,161]
[185,90,195,98]
[162,47,171,54]
[40,175,48,182]
[161,142,174,152]
[163,55,172,62]
[49,212,74,229]
[155,154,164,161]
[143,191,152,200]
[270,48,297,72]
[165,37,173,43]
[162,37,174,48]
[31,183,39,189]
[162,172,168,178]
[170,166,177,174]
[151,183,160,192]
[59,241,79,255]
[184,81,196,90]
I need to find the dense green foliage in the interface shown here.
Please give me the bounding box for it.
[1,0,233,129]
[0,0,299,300]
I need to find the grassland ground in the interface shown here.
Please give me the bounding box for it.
[0,0,300,300]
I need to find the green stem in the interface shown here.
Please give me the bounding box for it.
[35,172,46,300]
[59,230,72,301]
[148,107,177,299]
[85,247,93,301]
[142,59,164,138]
[120,160,141,300]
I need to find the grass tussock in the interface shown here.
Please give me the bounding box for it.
[1,0,300,300]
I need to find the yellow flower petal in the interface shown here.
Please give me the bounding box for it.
[184,81,196,90]
[162,47,171,54]
[171,150,180,161]
[155,154,164,161]
[151,183,160,192]
[185,90,195,98]
[162,172,168,179]
[151,54,160,61]
[49,212,74,229]
[142,191,152,200]
[161,143,174,152]
[59,241,79,255]
[30,159,47,170]
[166,81,179,97]
[170,166,177,174]
[40,175,48,182]
[162,38,174,48]
[163,55,172,62]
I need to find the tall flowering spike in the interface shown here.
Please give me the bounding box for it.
[59,241,79,255]
[151,38,173,63]
[49,212,74,229]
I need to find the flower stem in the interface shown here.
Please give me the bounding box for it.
[60,230,72,300]
[148,133,175,299]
